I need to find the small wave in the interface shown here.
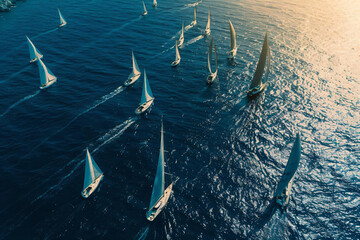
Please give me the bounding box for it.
[32,28,58,40]
[0,90,40,118]
[0,65,31,84]
[135,224,150,240]
[183,35,204,47]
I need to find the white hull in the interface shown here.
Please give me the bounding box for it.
[142,11,148,16]
[206,71,217,85]
[171,59,180,67]
[39,78,57,90]
[190,21,197,27]
[58,23,66,28]
[81,175,104,198]
[204,29,210,36]
[247,82,266,99]
[124,74,141,86]
[153,3,157,7]
[228,47,237,59]
[30,55,43,63]
[146,183,173,221]
[135,98,154,115]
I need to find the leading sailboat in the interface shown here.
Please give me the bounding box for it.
[26,36,43,63]
[135,69,154,115]
[190,6,197,27]
[142,1,148,16]
[274,133,301,208]
[171,41,181,67]
[37,58,57,89]
[81,148,104,198]
[206,38,218,85]
[152,0,157,7]
[146,123,173,221]
[204,8,211,35]
[228,20,237,59]
[58,9,67,27]
[124,50,141,86]
[247,33,270,99]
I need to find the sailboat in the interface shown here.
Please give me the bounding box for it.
[247,33,270,99]
[142,1,148,16]
[228,20,237,59]
[146,123,173,221]
[153,0,157,7]
[171,41,181,67]
[274,133,301,208]
[206,38,218,85]
[135,69,154,115]
[58,9,67,27]
[81,148,104,198]
[37,57,57,89]
[124,50,141,86]
[190,6,197,27]
[204,8,211,35]
[26,35,43,63]
[177,21,184,47]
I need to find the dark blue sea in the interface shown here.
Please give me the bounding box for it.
[0,0,359,239]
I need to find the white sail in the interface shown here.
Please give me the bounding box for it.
[175,43,180,62]
[214,42,218,74]
[83,149,103,192]
[207,39,213,74]
[143,1,147,13]
[153,0,157,6]
[205,8,211,34]
[58,9,67,26]
[229,20,236,51]
[37,58,56,86]
[194,6,197,23]
[132,50,141,76]
[26,36,43,62]
[140,69,154,105]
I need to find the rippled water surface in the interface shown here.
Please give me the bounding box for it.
[0,0,359,239]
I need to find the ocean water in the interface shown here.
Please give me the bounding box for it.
[0,0,359,239]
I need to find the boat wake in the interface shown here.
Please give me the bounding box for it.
[0,90,40,118]
[135,224,150,240]
[183,35,204,47]
[29,86,125,154]
[185,0,202,7]
[32,116,137,203]
[0,65,31,84]
[32,28,59,40]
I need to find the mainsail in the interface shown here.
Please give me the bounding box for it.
[193,6,197,23]
[58,9,67,26]
[140,70,154,105]
[175,42,180,62]
[83,149,103,192]
[208,38,217,74]
[26,36,43,61]
[37,58,56,86]
[205,8,211,33]
[229,20,236,51]
[148,124,165,211]
[249,33,270,89]
[132,50,141,76]
[143,1,147,13]
[274,133,301,197]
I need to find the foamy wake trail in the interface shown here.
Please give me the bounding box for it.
[135,224,150,240]
[107,16,142,36]
[29,86,125,154]
[92,116,137,153]
[185,0,202,7]
[184,35,204,47]
[32,28,58,40]
[32,116,136,203]
[0,65,32,84]
[0,90,40,118]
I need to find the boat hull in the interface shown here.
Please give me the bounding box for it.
[153,4,157,7]
[142,12,148,16]
[228,47,237,59]
[124,74,141,87]
[206,71,217,85]
[58,23,66,28]
[146,183,173,221]
[135,98,154,115]
[190,21,197,27]
[30,55,43,63]
[177,37,184,47]
[171,59,180,67]
[247,83,266,99]
[39,78,57,90]
[81,174,104,198]
[204,29,210,36]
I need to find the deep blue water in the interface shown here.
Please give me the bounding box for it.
[0,0,359,239]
